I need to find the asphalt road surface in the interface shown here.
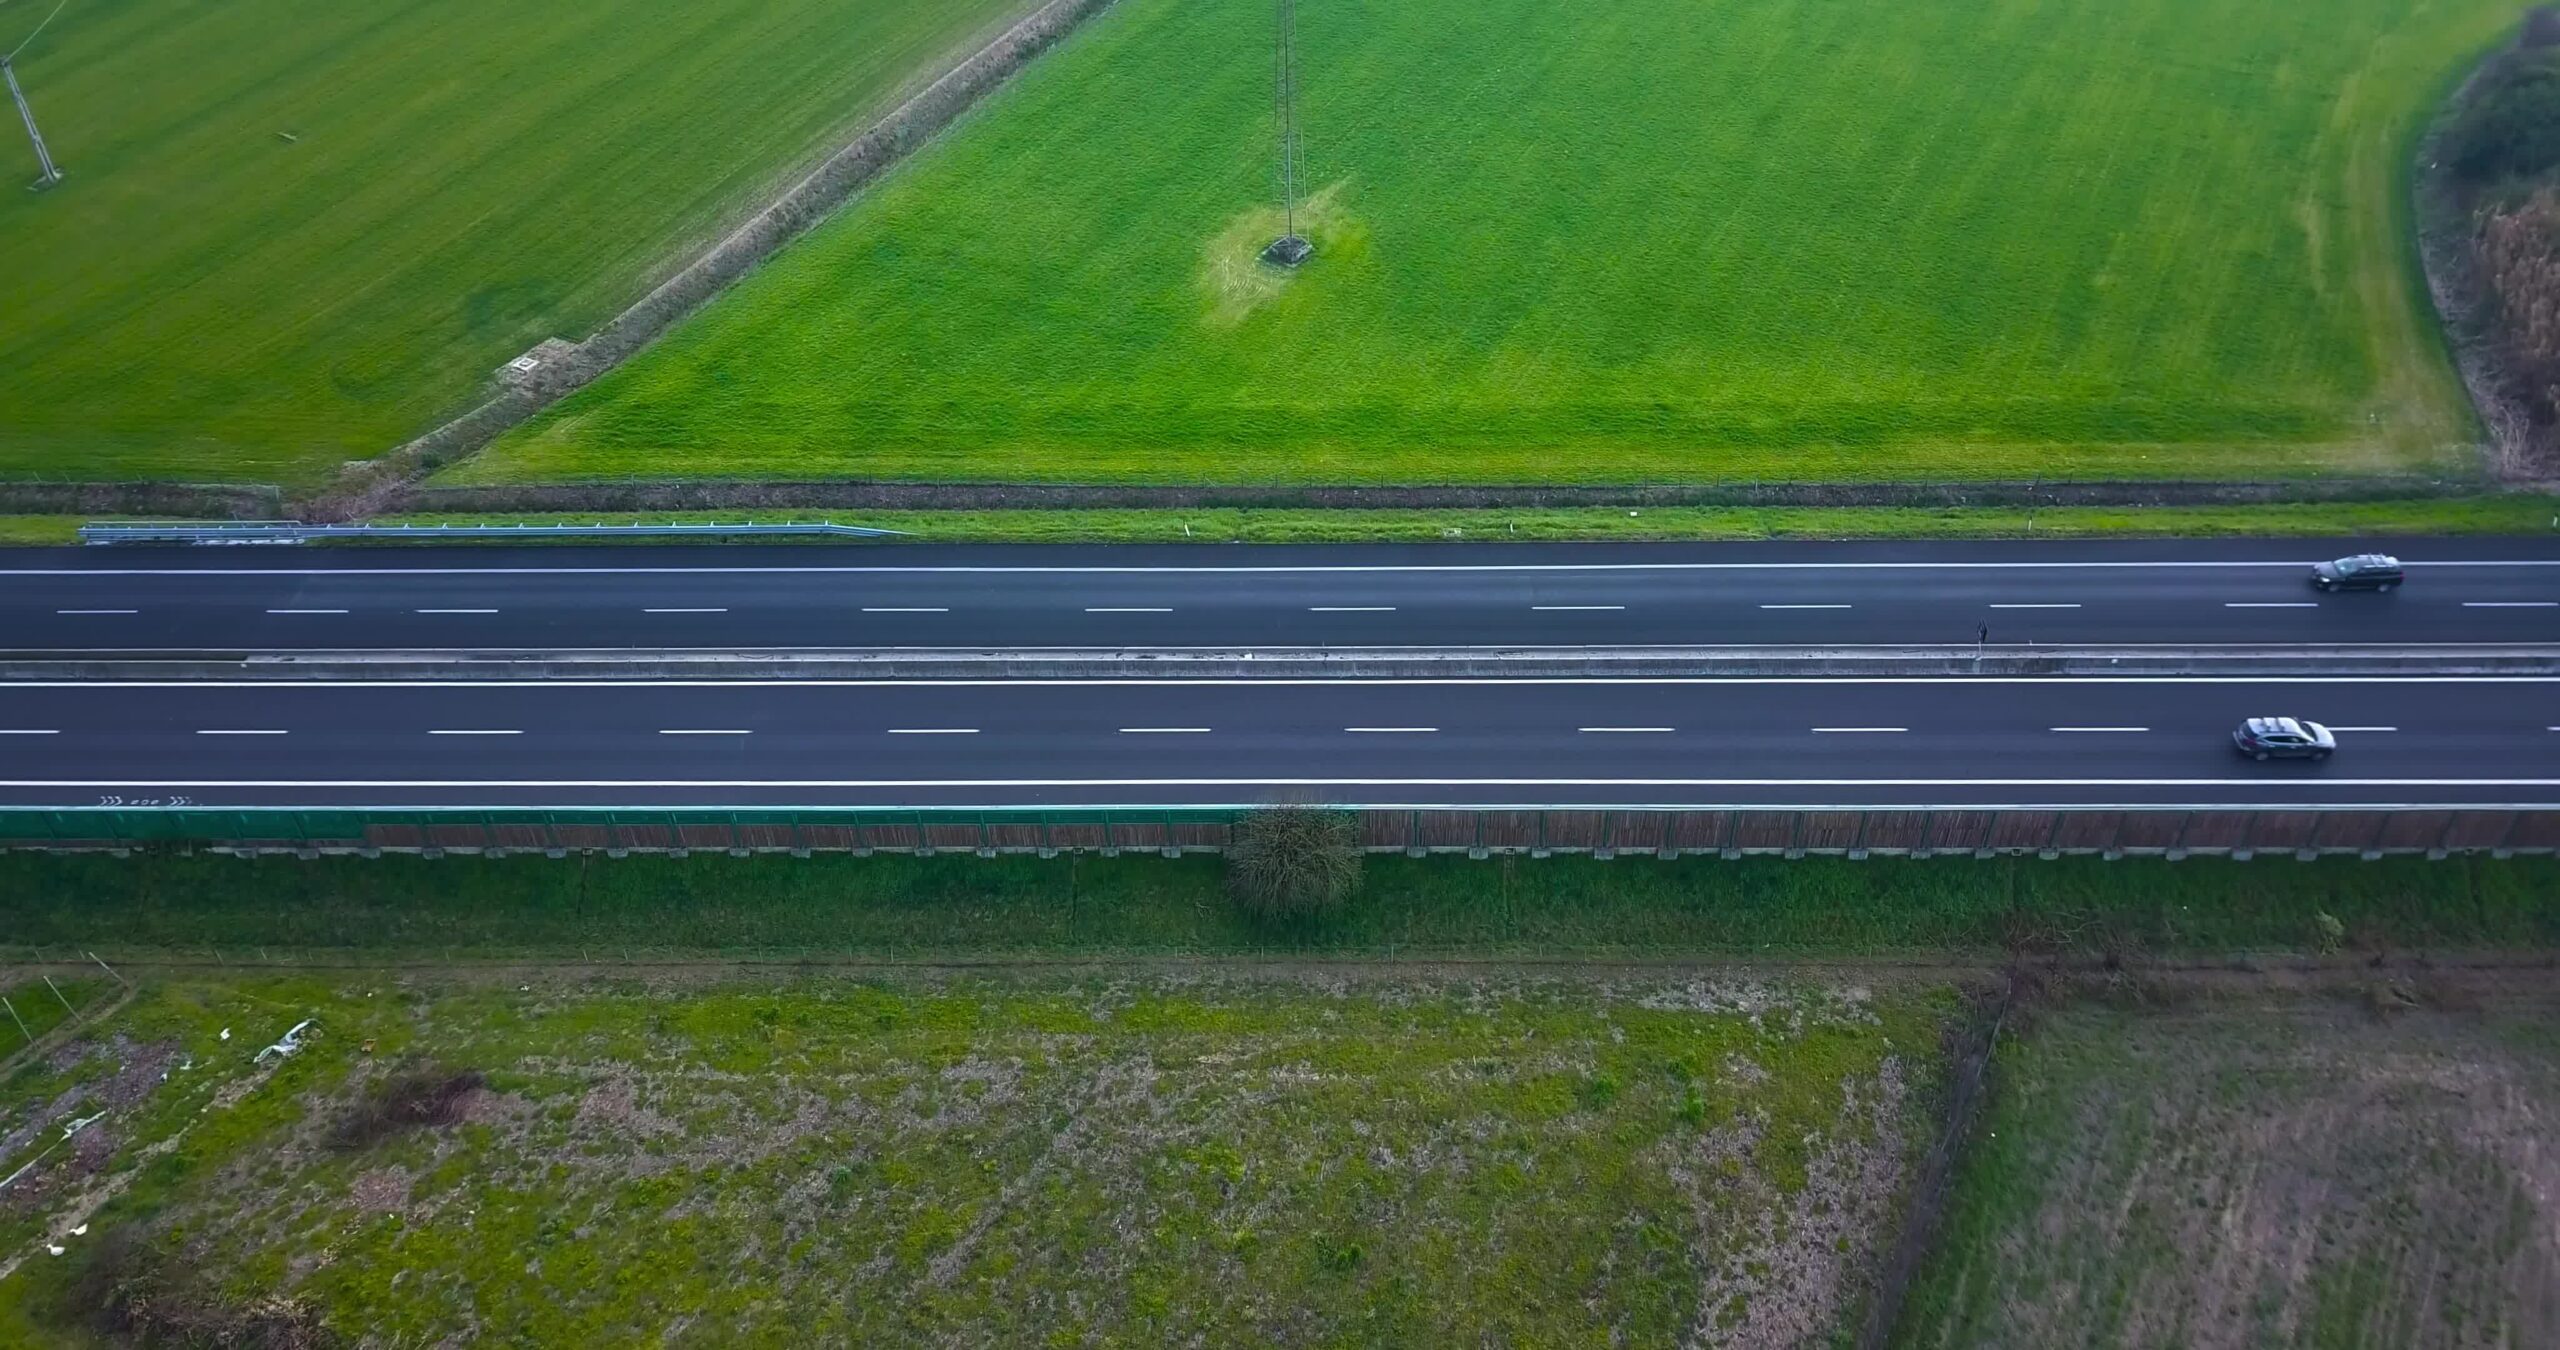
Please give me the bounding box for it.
[2,676,2552,809]
[5,539,2557,652]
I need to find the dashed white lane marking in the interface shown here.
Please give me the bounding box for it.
[1532,605,1625,611]
[1579,726,1673,733]
[2463,601,2557,607]
[428,729,522,736]
[1761,603,1852,610]
[2224,602,2317,609]
[862,607,949,613]
[1084,607,1173,613]
[196,729,287,736]
[55,609,137,615]
[2052,726,2149,733]
[1345,726,1438,733]
[1119,727,1211,734]
[416,608,498,615]
[2329,726,2397,733]
[266,608,347,615]
[1309,606,1396,612]
[1813,727,1906,733]
[1989,603,2081,609]
[644,607,727,614]
[885,727,979,735]
[0,729,59,735]
[657,728,750,735]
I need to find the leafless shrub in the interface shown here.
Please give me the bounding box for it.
[62,1232,337,1349]
[1226,807,1363,923]
[2477,188,2560,432]
[326,1068,484,1151]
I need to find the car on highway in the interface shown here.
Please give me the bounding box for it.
[2231,717,2336,761]
[2310,554,2402,592]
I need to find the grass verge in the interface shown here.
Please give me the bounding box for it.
[4,852,2556,960]
[368,496,2560,544]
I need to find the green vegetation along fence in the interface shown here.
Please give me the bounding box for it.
[2,808,2554,860]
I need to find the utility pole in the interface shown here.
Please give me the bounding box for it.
[4,55,62,190]
[1259,0,1309,267]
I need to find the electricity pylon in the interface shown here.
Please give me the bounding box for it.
[1259,0,1309,267]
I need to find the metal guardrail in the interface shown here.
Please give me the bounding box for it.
[77,520,910,545]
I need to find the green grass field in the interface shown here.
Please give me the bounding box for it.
[461,0,2509,488]
[0,0,1034,487]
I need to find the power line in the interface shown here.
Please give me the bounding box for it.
[3,0,65,188]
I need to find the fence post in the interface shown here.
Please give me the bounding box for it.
[2360,811,2388,861]
[2430,810,2463,860]
[1784,812,1804,861]
[544,812,567,859]
[1470,811,1489,860]
[2491,811,2526,859]
[1531,812,1549,859]
[1913,811,1935,859]
[2165,810,2193,861]
[1597,811,1618,860]
[1720,809,1740,860]
[2038,811,2066,860]
[1405,810,1425,860]
[979,816,997,859]
[1038,815,1056,860]
[2101,812,2128,861]
[1848,811,1870,860]
[1163,811,1182,859]
[2232,811,2260,861]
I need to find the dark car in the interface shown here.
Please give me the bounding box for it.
[2232,717,2336,761]
[2311,554,2402,591]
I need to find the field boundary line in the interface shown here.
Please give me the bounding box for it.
[305,0,1125,521]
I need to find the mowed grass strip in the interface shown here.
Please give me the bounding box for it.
[6,852,2556,958]
[465,0,2508,487]
[0,0,1036,487]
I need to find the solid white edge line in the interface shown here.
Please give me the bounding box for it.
[2051,726,2150,732]
[9,675,2560,689]
[6,777,2556,789]
[657,729,751,735]
[427,729,522,736]
[22,560,2560,577]
[1119,727,1211,733]
[1812,727,1906,733]
[885,728,979,735]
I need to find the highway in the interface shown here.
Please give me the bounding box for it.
[0,676,2553,809]
[3,539,2557,652]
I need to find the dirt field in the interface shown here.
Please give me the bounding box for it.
[1894,979,2560,1349]
[0,968,1951,1345]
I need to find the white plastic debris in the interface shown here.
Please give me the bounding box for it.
[254,1019,314,1065]
[61,1112,102,1140]
[219,1028,231,1041]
